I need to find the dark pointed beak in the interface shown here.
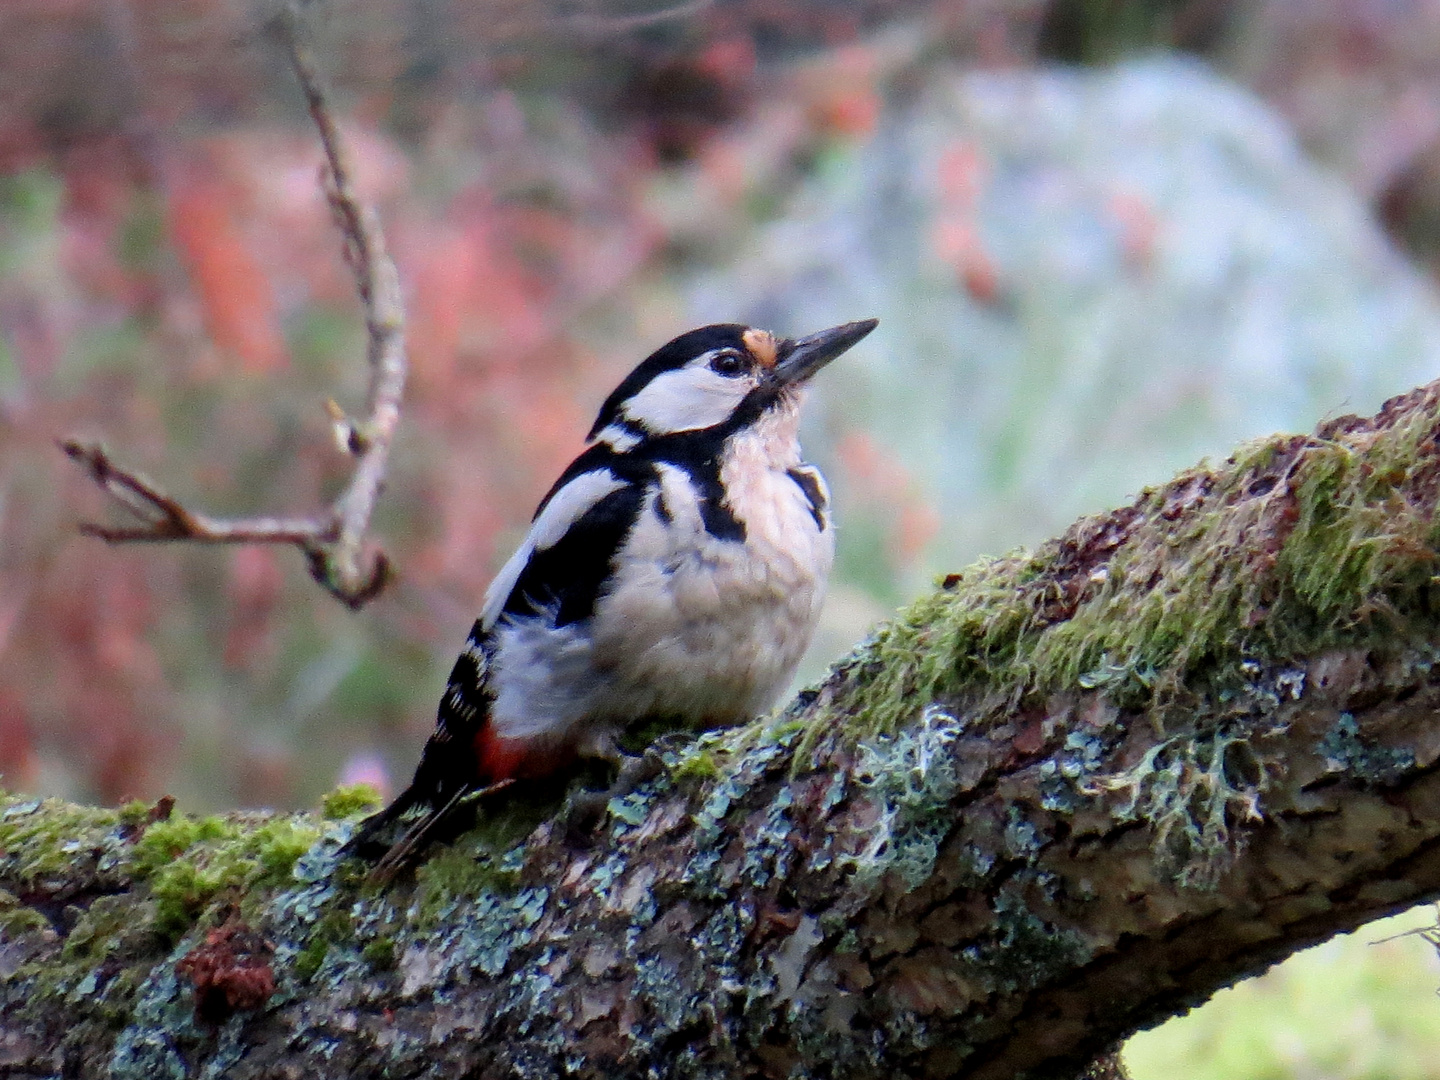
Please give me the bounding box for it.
[772,318,878,385]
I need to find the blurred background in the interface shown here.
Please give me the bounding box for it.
[5,0,1440,1073]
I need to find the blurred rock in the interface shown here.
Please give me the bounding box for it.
[691,57,1440,596]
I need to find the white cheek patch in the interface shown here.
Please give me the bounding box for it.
[480,469,626,629]
[622,361,753,435]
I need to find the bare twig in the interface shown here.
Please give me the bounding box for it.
[62,3,406,611]
[60,441,328,547]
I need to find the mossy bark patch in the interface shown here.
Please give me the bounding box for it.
[818,382,1440,750]
[7,383,1440,1078]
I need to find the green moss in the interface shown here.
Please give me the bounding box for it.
[385,794,561,928]
[414,842,496,914]
[0,889,49,936]
[292,934,330,982]
[129,815,232,877]
[0,392,1436,1065]
[820,554,1039,750]
[413,830,523,926]
[671,747,721,782]
[291,907,354,982]
[0,794,122,887]
[361,936,396,970]
[320,783,382,821]
[0,794,339,1050]
[823,395,1440,751]
[62,895,137,962]
[129,810,321,939]
[726,395,1440,886]
[117,800,153,829]
[255,817,324,875]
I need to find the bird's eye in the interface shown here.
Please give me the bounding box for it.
[709,351,747,377]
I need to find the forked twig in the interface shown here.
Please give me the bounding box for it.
[61,2,406,610]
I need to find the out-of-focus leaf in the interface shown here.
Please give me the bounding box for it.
[167,165,288,375]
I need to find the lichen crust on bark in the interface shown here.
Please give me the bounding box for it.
[7,383,1440,1078]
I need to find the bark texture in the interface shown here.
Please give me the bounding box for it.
[9,381,1440,1078]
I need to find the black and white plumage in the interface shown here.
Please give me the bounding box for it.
[351,318,877,866]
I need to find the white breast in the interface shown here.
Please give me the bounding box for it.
[589,396,833,724]
[485,394,834,744]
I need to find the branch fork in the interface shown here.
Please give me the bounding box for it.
[62,6,406,611]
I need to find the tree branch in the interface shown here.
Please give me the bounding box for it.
[13,380,1440,1077]
[60,4,405,610]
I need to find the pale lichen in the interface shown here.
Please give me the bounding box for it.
[1319,712,1416,786]
[843,705,966,889]
[1086,728,1267,885]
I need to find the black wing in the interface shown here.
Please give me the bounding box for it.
[501,480,649,627]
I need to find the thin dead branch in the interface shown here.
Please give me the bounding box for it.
[61,3,406,611]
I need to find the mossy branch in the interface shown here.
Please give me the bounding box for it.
[12,382,1440,1078]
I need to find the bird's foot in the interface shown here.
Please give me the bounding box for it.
[612,745,666,794]
[558,745,670,845]
[558,787,610,845]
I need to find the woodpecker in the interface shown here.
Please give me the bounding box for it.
[351,318,877,868]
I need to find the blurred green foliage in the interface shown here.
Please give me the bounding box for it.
[1127,907,1440,1080]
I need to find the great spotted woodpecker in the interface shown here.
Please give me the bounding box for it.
[351,318,877,868]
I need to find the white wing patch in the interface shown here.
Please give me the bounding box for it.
[479,469,627,630]
[622,353,754,435]
[593,423,641,451]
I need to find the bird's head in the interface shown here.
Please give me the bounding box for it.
[587,319,878,447]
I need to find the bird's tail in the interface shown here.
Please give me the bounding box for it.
[343,778,516,884]
[365,787,471,884]
[339,782,425,862]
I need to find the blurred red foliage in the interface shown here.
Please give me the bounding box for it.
[835,431,939,566]
[1107,189,1160,271]
[7,0,1435,810]
[933,141,1002,305]
[167,162,288,375]
[224,547,284,670]
[805,45,882,138]
[0,0,889,808]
